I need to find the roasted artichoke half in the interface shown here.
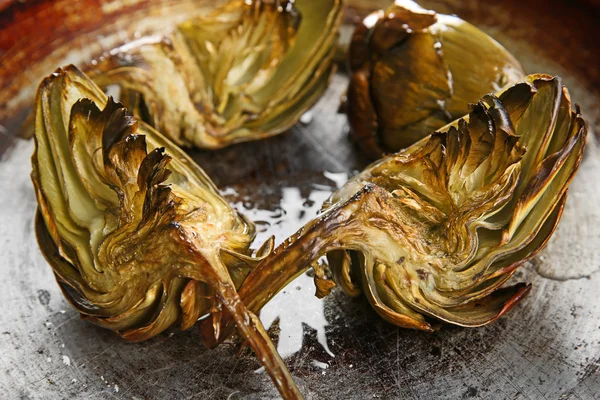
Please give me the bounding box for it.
[31,66,302,399]
[204,75,586,343]
[90,0,343,150]
[346,1,525,159]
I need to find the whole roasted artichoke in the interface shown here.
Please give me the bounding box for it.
[90,0,343,150]
[31,66,302,399]
[204,75,586,342]
[345,1,525,159]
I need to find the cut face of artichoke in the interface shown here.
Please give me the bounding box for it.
[31,65,302,399]
[203,75,586,344]
[90,0,343,150]
[346,1,526,159]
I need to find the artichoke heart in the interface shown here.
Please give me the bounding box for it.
[90,0,343,150]
[346,1,526,159]
[204,75,586,343]
[31,66,302,399]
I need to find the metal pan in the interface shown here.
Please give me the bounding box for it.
[0,0,598,398]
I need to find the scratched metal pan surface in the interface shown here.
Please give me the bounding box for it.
[1,0,599,399]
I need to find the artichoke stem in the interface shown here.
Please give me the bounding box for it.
[202,225,333,349]
[215,282,303,400]
[200,186,372,348]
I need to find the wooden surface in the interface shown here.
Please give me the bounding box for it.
[1,1,599,399]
